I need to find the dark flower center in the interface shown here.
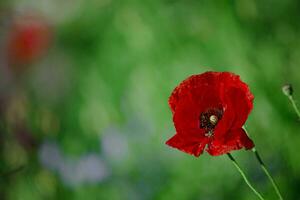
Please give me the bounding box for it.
[199,107,223,137]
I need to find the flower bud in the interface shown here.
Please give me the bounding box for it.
[282,84,293,96]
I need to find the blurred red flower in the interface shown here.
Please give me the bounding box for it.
[6,14,51,67]
[166,71,255,157]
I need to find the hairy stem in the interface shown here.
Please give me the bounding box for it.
[227,153,265,200]
[288,95,300,119]
[252,148,283,200]
[243,127,284,200]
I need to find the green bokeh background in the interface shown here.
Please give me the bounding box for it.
[1,0,300,199]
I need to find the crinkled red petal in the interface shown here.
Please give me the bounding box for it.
[207,128,254,156]
[166,133,209,157]
[169,72,221,113]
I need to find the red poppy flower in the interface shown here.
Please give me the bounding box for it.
[6,14,51,67]
[166,71,255,157]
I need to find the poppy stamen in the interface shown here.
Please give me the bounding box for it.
[200,107,223,137]
[205,130,213,137]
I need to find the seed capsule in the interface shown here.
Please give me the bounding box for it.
[282,84,293,96]
[209,115,218,125]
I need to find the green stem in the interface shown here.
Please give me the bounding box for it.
[252,148,283,200]
[243,127,284,200]
[288,95,300,119]
[227,153,265,200]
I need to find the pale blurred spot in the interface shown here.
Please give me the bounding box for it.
[77,154,110,184]
[59,154,110,187]
[39,141,64,171]
[101,126,129,163]
[58,158,81,187]
[38,141,110,187]
[126,115,154,138]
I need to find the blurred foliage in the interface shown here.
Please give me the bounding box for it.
[1,0,300,199]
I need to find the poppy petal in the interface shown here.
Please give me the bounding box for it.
[207,128,254,156]
[171,76,222,138]
[166,134,209,157]
[226,87,253,129]
[169,72,220,113]
[219,73,254,129]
